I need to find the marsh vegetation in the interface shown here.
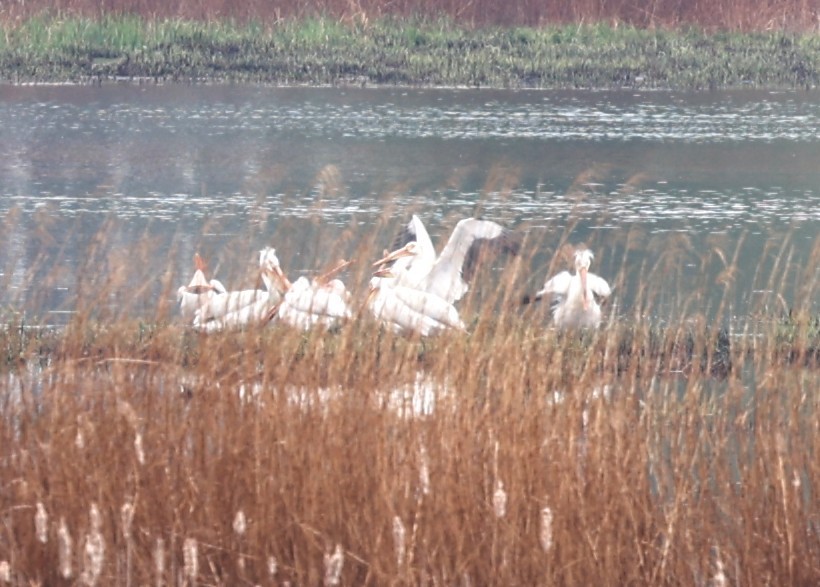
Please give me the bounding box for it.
[0,208,817,584]
[0,4,817,581]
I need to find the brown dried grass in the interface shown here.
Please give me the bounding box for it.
[0,209,817,585]
[1,324,818,584]
[0,0,817,31]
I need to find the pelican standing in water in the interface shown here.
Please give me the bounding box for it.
[526,248,612,330]
[373,215,520,305]
[194,247,290,331]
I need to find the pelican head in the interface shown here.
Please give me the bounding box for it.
[179,253,215,297]
[372,241,420,268]
[259,247,280,270]
[185,270,210,292]
[574,249,594,309]
[574,248,594,271]
[366,267,396,301]
[259,246,292,291]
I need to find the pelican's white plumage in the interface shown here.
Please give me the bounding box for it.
[177,254,222,319]
[196,288,271,326]
[194,247,290,331]
[367,269,465,337]
[196,296,274,333]
[375,215,519,305]
[277,275,352,331]
[259,246,291,293]
[532,248,611,330]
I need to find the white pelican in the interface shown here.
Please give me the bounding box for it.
[194,247,290,331]
[259,246,291,293]
[367,267,466,337]
[195,295,274,333]
[526,248,612,329]
[374,215,520,304]
[275,260,353,331]
[177,253,222,319]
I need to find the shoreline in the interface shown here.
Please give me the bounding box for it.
[4,78,818,92]
[1,17,817,90]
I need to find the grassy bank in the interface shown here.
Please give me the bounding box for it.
[0,16,818,88]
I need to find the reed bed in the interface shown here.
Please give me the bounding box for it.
[0,210,818,585]
[0,0,817,31]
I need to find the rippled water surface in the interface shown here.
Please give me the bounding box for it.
[0,85,817,323]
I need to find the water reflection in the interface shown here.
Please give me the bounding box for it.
[0,85,817,324]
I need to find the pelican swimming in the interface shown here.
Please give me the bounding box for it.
[194,247,290,331]
[275,260,354,331]
[373,215,520,305]
[367,267,466,337]
[177,253,223,319]
[525,248,612,330]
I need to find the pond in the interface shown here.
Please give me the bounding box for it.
[0,84,817,325]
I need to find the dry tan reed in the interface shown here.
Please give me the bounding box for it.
[0,324,817,583]
[0,202,817,585]
[0,0,817,31]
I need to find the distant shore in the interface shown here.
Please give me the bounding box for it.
[0,16,817,89]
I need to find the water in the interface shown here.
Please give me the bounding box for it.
[0,84,817,324]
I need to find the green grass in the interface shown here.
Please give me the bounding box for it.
[0,15,817,87]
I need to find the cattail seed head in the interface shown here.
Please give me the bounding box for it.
[35,501,48,544]
[418,445,431,496]
[120,502,134,541]
[267,556,278,577]
[539,506,554,554]
[80,504,105,586]
[153,538,165,585]
[89,503,102,533]
[493,480,507,518]
[134,432,145,465]
[232,510,247,536]
[183,538,198,580]
[58,517,73,579]
[323,544,344,586]
[712,547,727,587]
[80,533,105,586]
[0,560,10,583]
[392,516,406,567]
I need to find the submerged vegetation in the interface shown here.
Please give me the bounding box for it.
[0,3,817,87]
[0,215,818,584]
